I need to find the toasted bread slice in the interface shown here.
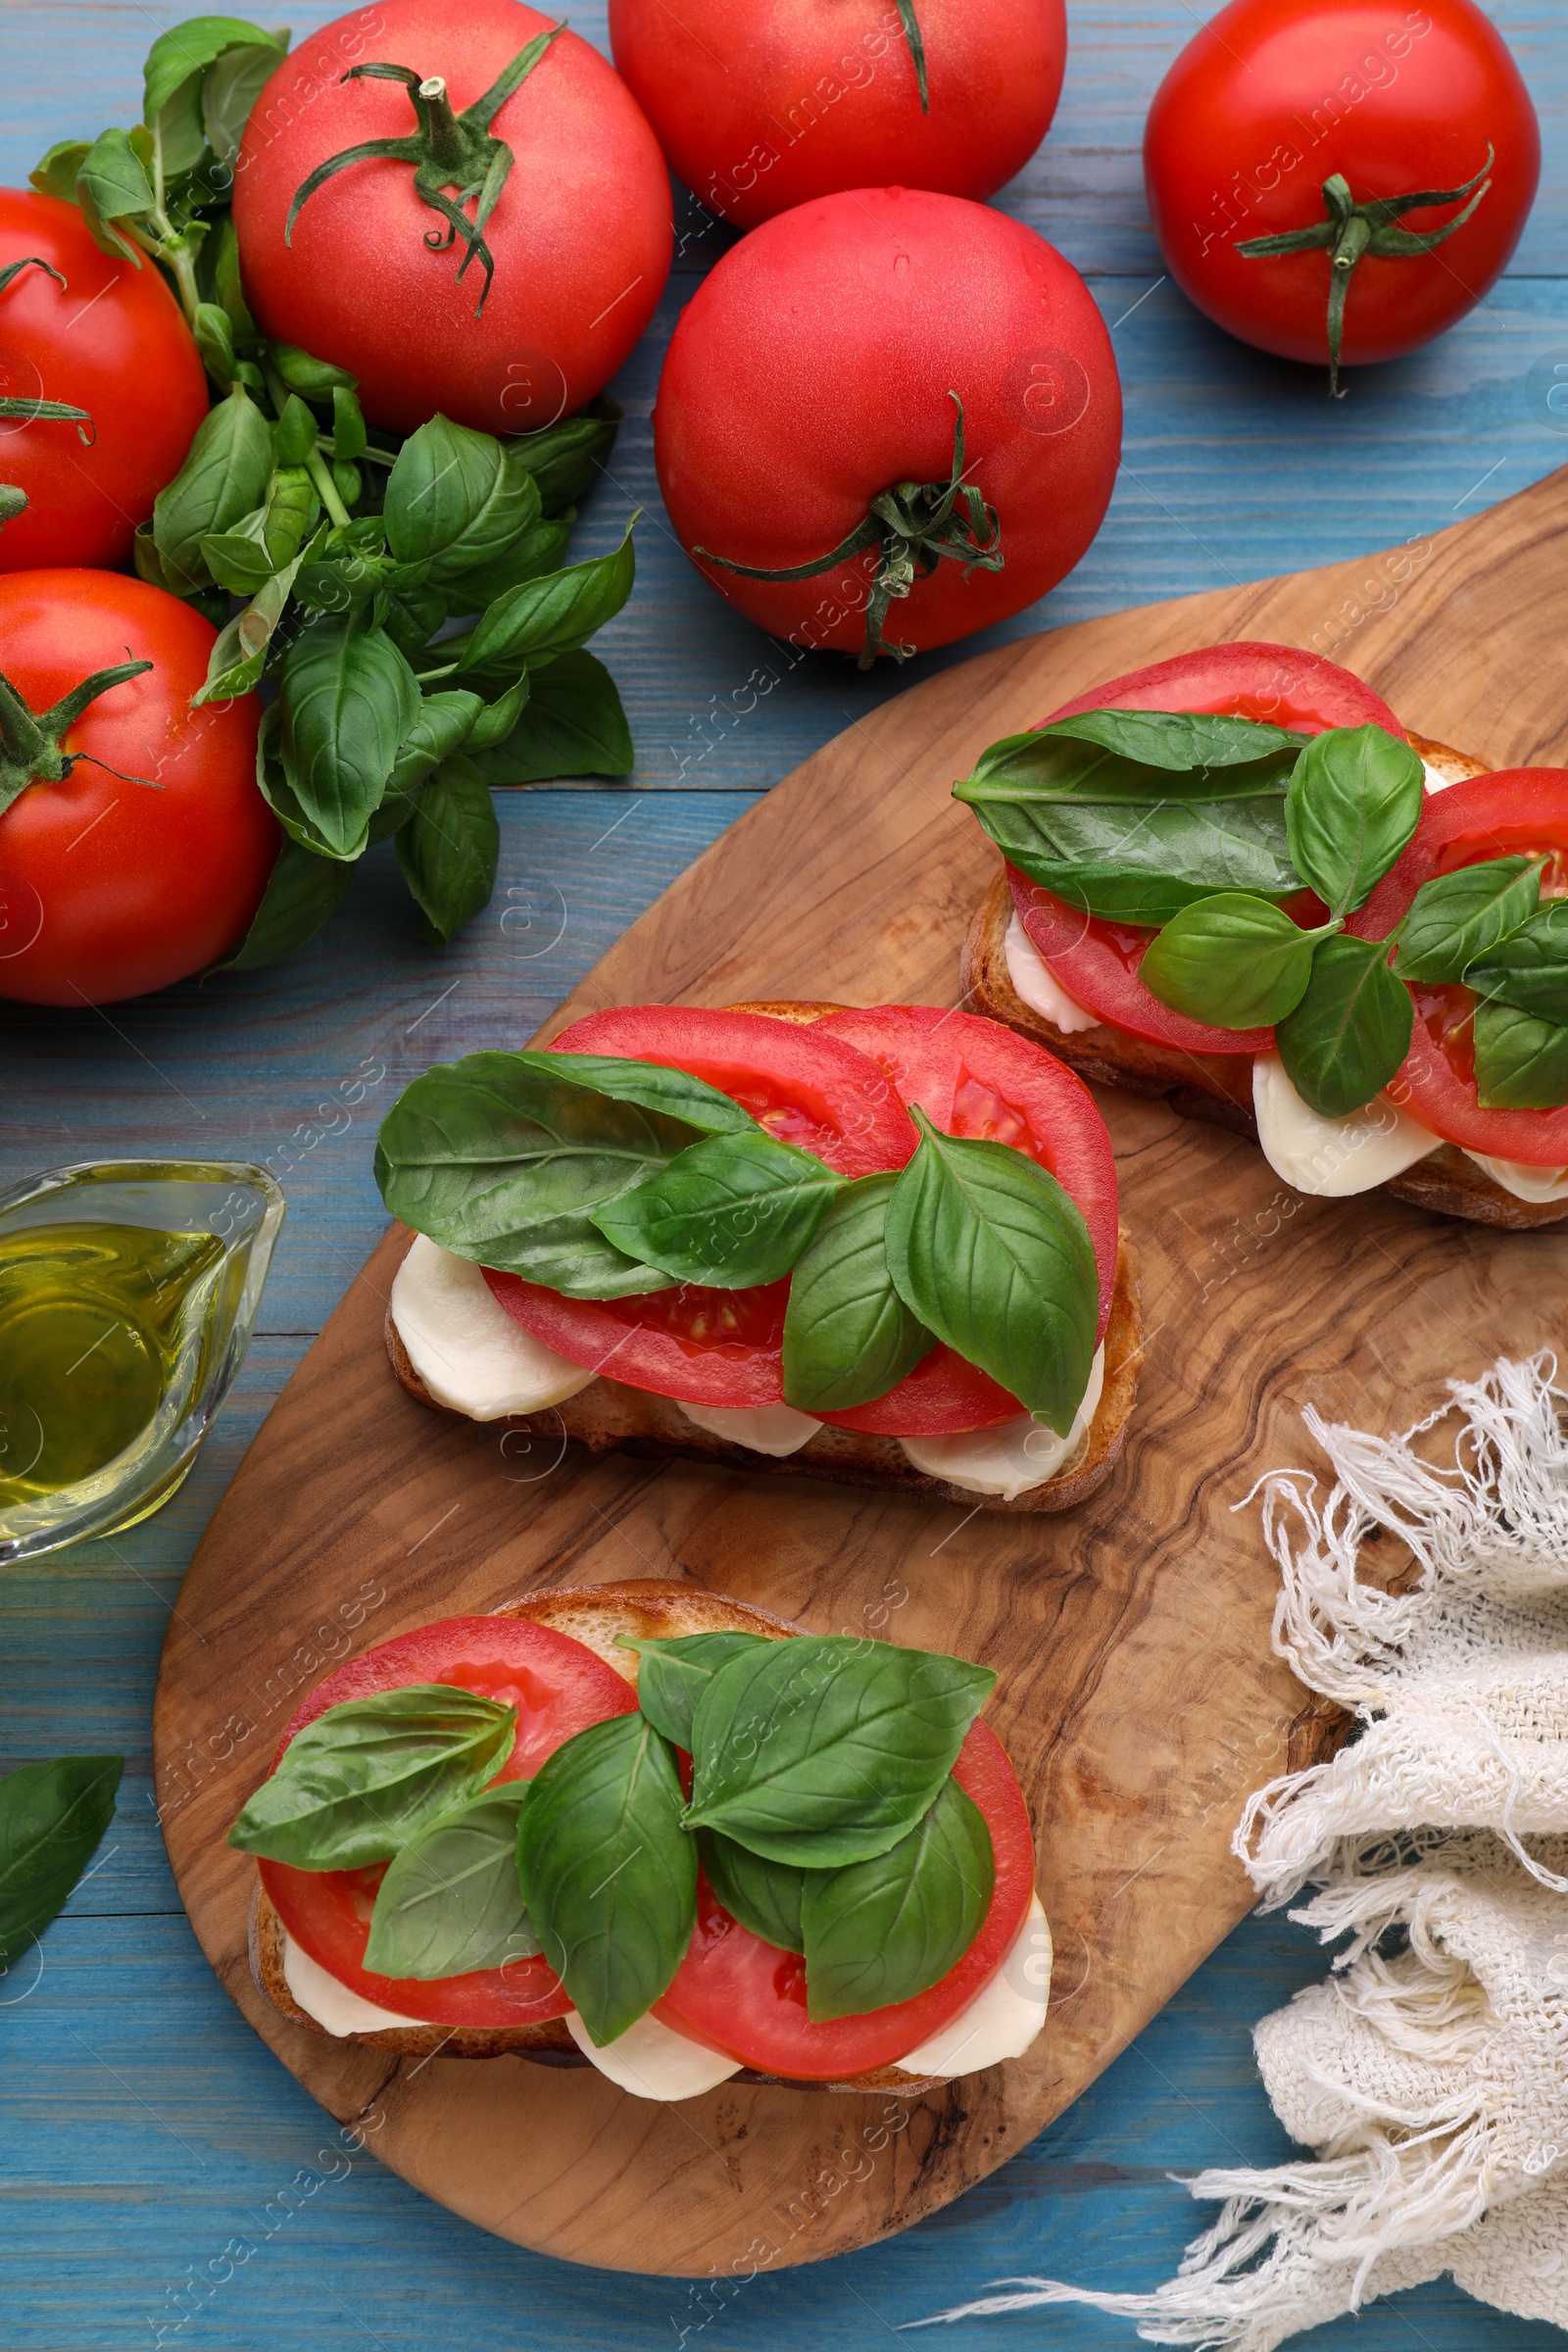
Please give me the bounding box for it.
[960,736,1568,1233]
[383,1000,1143,1511]
[250,1579,972,2093]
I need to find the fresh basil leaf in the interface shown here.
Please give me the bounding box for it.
[29,140,91,203]
[464,524,635,672]
[802,1777,993,2022]
[884,1110,1097,1436]
[1472,999,1568,1108]
[1285,724,1423,915]
[144,17,281,129]
[962,791,1300,924]
[74,126,155,258]
[455,516,574,611]
[685,1636,996,1868]
[273,343,357,401]
[153,383,274,591]
[1140,892,1318,1029]
[1465,900,1568,1024]
[699,1830,806,1955]
[202,466,315,595]
[202,513,275,599]
[1393,857,1542,984]
[195,520,327,706]
[507,399,620,515]
[0,1756,122,1970]
[397,757,500,946]
[227,1686,517,1870]
[280,614,420,858]
[464,677,528,752]
[515,1713,696,2046]
[618,1632,774,1749]
[593,1130,842,1289]
[385,416,543,589]
[782,1171,935,1412]
[256,705,366,861]
[960,710,1307,800]
[470,649,634,783]
[375,1052,698,1296]
[362,1781,540,1980]
[218,838,354,971]
[538,1053,754,1135]
[203,27,288,167]
[1276,933,1414,1118]
[386,691,484,798]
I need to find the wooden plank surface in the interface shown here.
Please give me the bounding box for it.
[5,0,1568,2341]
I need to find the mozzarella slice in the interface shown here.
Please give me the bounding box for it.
[899,1346,1104,1499]
[1422,760,1464,794]
[1252,1053,1441,1197]
[677,1399,823,1456]
[1004,912,1102,1034]
[899,1894,1053,2077]
[565,2007,743,2099]
[282,1934,425,2035]
[1463,1152,1568,1203]
[390,1235,595,1419]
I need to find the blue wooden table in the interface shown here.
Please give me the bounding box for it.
[5,4,1566,2343]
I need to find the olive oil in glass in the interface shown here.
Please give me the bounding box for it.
[0,1162,284,1562]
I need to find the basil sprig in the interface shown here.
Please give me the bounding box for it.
[515,1714,696,2047]
[363,1782,540,1981]
[227,1685,517,1869]
[0,1756,122,1970]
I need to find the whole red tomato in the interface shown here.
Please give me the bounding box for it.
[0,572,274,1005]
[608,0,1065,230]
[0,190,209,571]
[1144,0,1539,390]
[232,0,672,436]
[654,188,1120,662]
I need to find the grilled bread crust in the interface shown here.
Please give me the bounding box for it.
[959,737,1568,1233]
[250,1579,977,2093]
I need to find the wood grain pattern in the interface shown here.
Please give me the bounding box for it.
[152,460,1568,2277]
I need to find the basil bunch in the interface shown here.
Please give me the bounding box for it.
[34,16,635,968]
[229,1632,1004,2047]
[376,1052,1101,1429]
[959,711,1436,1118]
[1395,860,1568,1108]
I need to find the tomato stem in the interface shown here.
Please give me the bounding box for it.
[0,658,155,816]
[284,24,564,318]
[894,0,930,113]
[692,392,1003,669]
[1237,148,1494,397]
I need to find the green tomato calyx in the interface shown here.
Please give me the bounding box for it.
[0,658,157,816]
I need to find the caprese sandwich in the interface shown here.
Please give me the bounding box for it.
[236,1580,1053,2098]
[958,641,1568,1230]
[377,1001,1142,1511]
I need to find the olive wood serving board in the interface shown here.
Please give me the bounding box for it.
[155,462,1568,2276]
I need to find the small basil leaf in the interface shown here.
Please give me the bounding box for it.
[217,838,354,971]
[153,383,274,591]
[362,1782,541,1980]
[1275,934,1414,1119]
[280,614,422,858]
[464,525,635,672]
[194,522,328,707]
[143,18,282,133]
[528,1052,755,1136]
[802,1778,993,2023]
[465,676,529,751]
[29,140,91,203]
[201,510,275,599]
[699,1829,806,1955]
[781,1171,935,1412]
[618,1632,774,1749]
[74,126,155,254]
[506,399,620,515]
[1140,892,1318,1029]
[1393,857,1542,984]
[396,757,500,947]
[330,383,368,465]
[0,1756,122,1969]
[374,1052,697,1297]
[1472,999,1568,1109]
[470,649,634,783]
[685,1636,996,1868]
[386,691,485,798]
[227,1686,517,1870]
[273,342,357,400]
[203,29,289,168]
[1285,725,1423,914]
[1465,900,1568,1024]
[884,1110,1097,1436]
[515,1714,696,2046]
[384,416,543,589]
[593,1130,841,1289]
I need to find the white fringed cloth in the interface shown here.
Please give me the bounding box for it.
[922,1355,1568,2350]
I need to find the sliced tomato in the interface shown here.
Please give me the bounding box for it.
[813,1005,1117,1434]
[655,1719,1035,2080]
[489,1004,917,1411]
[1010,641,1402,1055]
[258,1615,636,2028]
[1352,770,1568,1165]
